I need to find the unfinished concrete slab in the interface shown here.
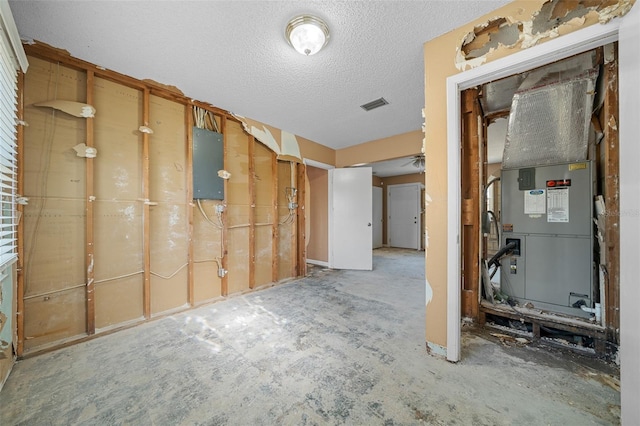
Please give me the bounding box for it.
[0,249,619,424]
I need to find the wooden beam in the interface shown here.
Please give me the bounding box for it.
[271,154,279,283]
[603,43,620,345]
[85,70,96,335]
[142,89,151,318]
[16,71,25,356]
[249,136,256,289]
[460,88,481,319]
[186,106,194,306]
[220,116,229,296]
[296,163,307,277]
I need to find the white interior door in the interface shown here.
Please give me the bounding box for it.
[372,186,383,249]
[388,183,421,249]
[329,167,372,270]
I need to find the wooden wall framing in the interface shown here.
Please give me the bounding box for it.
[460,88,481,319]
[17,43,304,356]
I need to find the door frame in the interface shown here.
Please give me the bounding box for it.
[303,159,334,267]
[445,21,621,363]
[372,186,383,249]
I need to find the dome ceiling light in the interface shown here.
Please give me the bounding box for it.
[285,15,330,56]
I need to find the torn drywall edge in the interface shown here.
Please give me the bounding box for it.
[249,125,281,155]
[33,100,96,118]
[455,47,487,71]
[456,0,636,70]
[281,131,302,161]
[598,0,635,23]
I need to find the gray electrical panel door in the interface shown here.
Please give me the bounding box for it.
[193,127,224,200]
[500,162,593,317]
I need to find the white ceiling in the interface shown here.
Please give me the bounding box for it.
[9,0,511,152]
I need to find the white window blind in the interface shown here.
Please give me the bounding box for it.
[0,23,18,267]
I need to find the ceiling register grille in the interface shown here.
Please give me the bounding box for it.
[360,97,389,111]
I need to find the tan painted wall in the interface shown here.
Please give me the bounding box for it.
[423,0,635,349]
[336,130,423,167]
[306,166,329,263]
[298,136,335,166]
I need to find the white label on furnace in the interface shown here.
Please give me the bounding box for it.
[547,187,569,222]
[524,189,546,215]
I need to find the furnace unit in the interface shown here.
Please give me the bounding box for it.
[500,161,594,317]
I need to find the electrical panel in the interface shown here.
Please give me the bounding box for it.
[192,127,224,200]
[500,161,594,317]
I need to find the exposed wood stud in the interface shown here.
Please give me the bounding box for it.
[603,43,620,345]
[16,71,25,356]
[296,163,307,277]
[272,155,279,283]
[220,115,229,296]
[249,136,256,289]
[142,89,151,318]
[85,70,96,335]
[460,88,481,319]
[186,106,194,306]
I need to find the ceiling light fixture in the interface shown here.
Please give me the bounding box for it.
[285,15,329,56]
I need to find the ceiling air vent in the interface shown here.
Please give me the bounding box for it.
[360,97,389,111]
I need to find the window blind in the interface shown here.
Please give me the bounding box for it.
[0,26,18,267]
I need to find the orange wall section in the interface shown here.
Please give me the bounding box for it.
[336,130,423,168]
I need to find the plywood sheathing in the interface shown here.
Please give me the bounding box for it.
[296,164,307,277]
[22,59,88,351]
[226,120,251,295]
[455,0,636,71]
[254,141,276,288]
[277,161,295,281]
[149,96,189,315]
[185,106,195,307]
[84,71,96,335]
[93,77,144,329]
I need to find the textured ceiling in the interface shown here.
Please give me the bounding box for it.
[9,0,511,151]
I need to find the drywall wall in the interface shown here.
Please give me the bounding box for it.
[306,166,328,263]
[336,130,423,167]
[18,45,307,354]
[236,116,335,166]
[423,0,635,350]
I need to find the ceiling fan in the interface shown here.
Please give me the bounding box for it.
[401,154,425,169]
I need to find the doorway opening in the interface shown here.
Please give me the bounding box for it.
[459,44,620,359]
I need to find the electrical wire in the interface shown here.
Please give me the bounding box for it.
[150,263,188,280]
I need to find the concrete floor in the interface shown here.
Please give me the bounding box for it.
[0,248,620,425]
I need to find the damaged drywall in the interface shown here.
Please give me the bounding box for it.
[460,18,521,60]
[235,115,303,162]
[19,43,307,355]
[456,0,635,70]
